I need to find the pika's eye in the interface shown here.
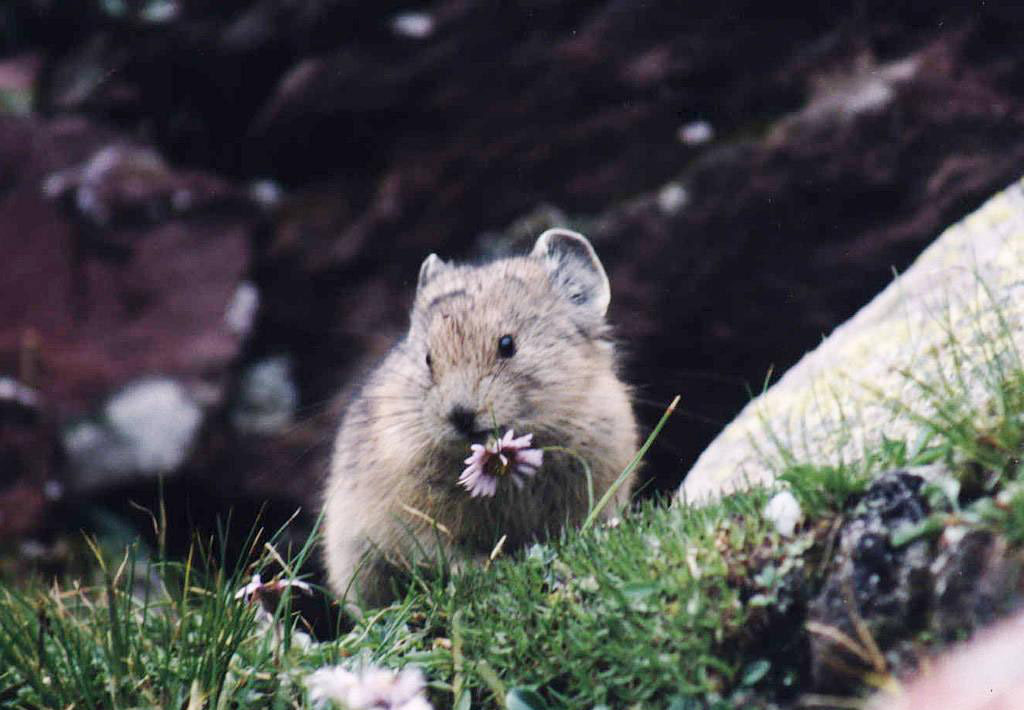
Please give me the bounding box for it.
[425,352,433,370]
[497,334,516,359]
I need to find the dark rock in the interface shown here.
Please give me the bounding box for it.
[807,471,1024,692]
[807,471,932,690]
[0,115,253,416]
[7,4,1024,533]
[42,143,252,229]
[0,376,62,541]
[931,529,1024,641]
[0,52,40,115]
[0,115,258,507]
[592,30,1024,490]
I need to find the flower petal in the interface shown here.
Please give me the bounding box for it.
[516,448,543,469]
[458,464,480,485]
[458,459,499,497]
[507,432,534,449]
[483,477,498,496]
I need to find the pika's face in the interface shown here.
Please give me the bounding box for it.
[407,230,614,450]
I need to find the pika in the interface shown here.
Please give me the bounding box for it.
[322,229,638,605]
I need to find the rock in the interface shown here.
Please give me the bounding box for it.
[769,54,919,142]
[805,470,1024,692]
[931,529,1020,641]
[42,143,248,228]
[655,182,689,216]
[0,52,40,116]
[680,178,1024,501]
[0,114,262,511]
[677,121,714,146]
[63,377,203,491]
[223,281,261,338]
[807,471,933,690]
[0,115,254,416]
[230,356,299,436]
[0,375,61,540]
[390,12,436,40]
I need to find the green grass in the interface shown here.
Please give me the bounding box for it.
[0,514,321,709]
[421,491,785,708]
[2,488,798,709]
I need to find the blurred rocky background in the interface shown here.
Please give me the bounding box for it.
[2,1,1024,568]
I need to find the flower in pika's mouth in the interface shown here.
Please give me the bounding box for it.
[458,430,544,498]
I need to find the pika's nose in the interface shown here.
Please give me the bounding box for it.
[447,405,478,437]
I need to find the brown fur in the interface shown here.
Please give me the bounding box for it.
[322,229,638,605]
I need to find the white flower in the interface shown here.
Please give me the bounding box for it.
[235,573,315,649]
[458,430,544,497]
[234,573,312,602]
[306,665,433,710]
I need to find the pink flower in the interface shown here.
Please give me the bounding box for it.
[458,430,544,498]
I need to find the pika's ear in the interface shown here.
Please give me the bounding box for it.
[417,253,447,292]
[531,228,611,316]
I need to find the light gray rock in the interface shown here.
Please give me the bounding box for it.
[64,377,202,490]
[230,356,298,435]
[224,281,260,337]
[680,177,1024,501]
